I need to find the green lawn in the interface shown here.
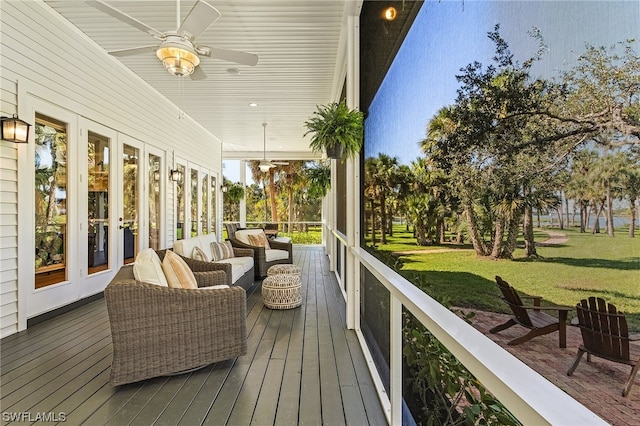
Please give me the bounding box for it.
[369,225,640,331]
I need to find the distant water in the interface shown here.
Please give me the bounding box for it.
[540,215,635,228]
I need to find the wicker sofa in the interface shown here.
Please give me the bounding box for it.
[105,263,247,386]
[172,233,255,290]
[229,228,293,278]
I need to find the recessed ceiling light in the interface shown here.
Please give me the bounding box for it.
[226,67,240,75]
[249,102,258,107]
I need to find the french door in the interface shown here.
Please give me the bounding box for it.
[25,101,148,318]
[118,136,144,265]
[27,101,79,317]
[78,118,119,297]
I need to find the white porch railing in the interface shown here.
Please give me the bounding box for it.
[330,230,606,426]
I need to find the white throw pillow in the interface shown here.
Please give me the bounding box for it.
[133,248,168,287]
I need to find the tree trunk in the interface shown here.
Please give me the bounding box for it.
[524,204,537,257]
[490,216,506,259]
[436,219,445,244]
[629,197,637,238]
[592,201,604,234]
[564,195,570,228]
[268,169,278,222]
[502,215,521,259]
[415,216,429,246]
[380,193,387,244]
[288,187,294,235]
[579,201,586,233]
[465,204,488,255]
[370,199,377,246]
[557,192,563,229]
[605,183,615,237]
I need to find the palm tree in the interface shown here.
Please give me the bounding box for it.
[281,161,307,232]
[374,154,399,244]
[622,158,640,237]
[364,157,380,246]
[222,178,245,222]
[567,150,598,233]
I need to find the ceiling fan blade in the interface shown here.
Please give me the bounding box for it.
[108,45,159,57]
[272,161,289,165]
[189,66,207,81]
[204,46,259,66]
[178,0,221,39]
[86,0,165,39]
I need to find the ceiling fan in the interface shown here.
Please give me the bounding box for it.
[259,123,288,172]
[86,0,258,80]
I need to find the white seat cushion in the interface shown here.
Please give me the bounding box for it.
[173,233,218,261]
[265,249,289,262]
[214,258,246,283]
[272,236,292,244]
[223,256,254,273]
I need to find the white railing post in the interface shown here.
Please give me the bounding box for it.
[390,295,403,425]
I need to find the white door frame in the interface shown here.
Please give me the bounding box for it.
[20,98,79,318]
[78,118,120,298]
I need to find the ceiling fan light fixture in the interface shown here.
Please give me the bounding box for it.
[156,43,200,77]
[259,162,272,173]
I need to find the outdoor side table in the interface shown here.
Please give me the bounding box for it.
[263,264,302,309]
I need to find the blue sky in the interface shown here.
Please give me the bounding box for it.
[365,1,640,165]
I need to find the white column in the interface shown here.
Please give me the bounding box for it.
[239,160,247,227]
[328,159,337,271]
[345,14,360,330]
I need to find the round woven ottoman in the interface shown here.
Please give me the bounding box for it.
[267,264,302,277]
[262,273,302,310]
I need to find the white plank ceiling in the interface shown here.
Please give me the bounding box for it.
[43,0,352,159]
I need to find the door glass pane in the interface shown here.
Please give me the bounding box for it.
[201,173,209,234]
[34,114,68,288]
[149,154,161,250]
[122,144,139,264]
[88,131,110,274]
[175,164,186,240]
[190,169,198,237]
[211,176,217,234]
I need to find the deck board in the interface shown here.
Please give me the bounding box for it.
[0,246,386,425]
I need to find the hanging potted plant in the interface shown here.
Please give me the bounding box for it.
[304,101,364,160]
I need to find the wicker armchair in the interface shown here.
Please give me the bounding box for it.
[105,265,247,386]
[229,231,293,278]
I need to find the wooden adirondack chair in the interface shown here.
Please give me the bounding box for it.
[567,297,640,397]
[490,276,571,348]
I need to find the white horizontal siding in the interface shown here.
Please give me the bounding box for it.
[0,0,223,336]
[0,130,18,339]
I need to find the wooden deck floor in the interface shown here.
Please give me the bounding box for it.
[1,246,387,425]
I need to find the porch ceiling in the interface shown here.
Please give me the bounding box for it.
[43,0,355,159]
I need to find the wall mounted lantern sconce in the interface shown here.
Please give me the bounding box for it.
[220,184,228,193]
[170,168,183,183]
[1,114,32,143]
